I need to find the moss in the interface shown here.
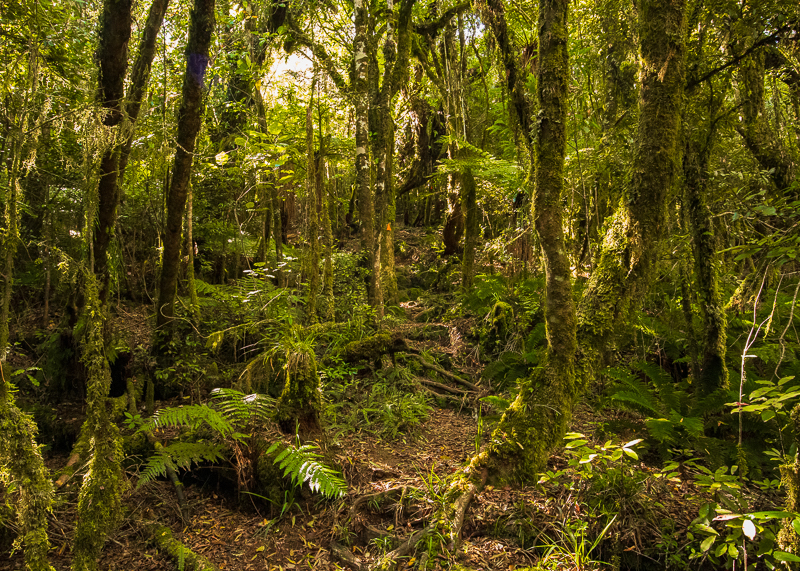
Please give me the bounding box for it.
[779,404,800,553]
[71,276,125,571]
[144,522,218,571]
[342,333,407,363]
[0,366,56,571]
[481,302,513,356]
[275,347,321,434]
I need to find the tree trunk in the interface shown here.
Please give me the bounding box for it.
[354,0,376,308]
[155,0,215,339]
[473,0,687,480]
[94,0,170,306]
[305,87,320,324]
[684,132,727,397]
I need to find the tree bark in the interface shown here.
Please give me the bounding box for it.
[155,0,215,338]
[94,0,170,305]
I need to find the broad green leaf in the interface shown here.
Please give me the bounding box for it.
[701,535,716,552]
[743,519,756,540]
[774,551,800,562]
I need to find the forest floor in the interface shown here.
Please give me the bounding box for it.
[2,228,706,570]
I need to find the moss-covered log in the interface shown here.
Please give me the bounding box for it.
[0,367,55,571]
[342,333,409,363]
[142,521,218,571]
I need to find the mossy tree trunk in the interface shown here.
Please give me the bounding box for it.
[472,0,687,480]
[72,276,125,571]
[471,0,575,480]
[732,31,796,195]
[354,0,376,308]
[155,0,215,342]
[683,106,728,398]
[0,367,55,571]
[276,344,322,435]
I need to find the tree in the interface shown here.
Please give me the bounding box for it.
[155,0,216,341]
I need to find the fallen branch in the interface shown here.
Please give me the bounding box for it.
[141,520,218,571]
[416,376,468,396]
[409,354,480,392]
[421,387,463,405]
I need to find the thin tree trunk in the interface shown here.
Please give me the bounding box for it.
[354,0,376,308]
[94,0,170,305]
[305,86,319,324]
[186,183,198,311]
[155,0,215,339]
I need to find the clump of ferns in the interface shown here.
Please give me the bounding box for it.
[134,387,346,499]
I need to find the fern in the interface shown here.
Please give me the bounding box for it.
[140,404,237,439]
[266,441,347,499]
[137,442,226,487]
[606,367,661,417]
[211,388,274,427]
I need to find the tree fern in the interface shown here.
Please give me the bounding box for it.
[137,442,226,487]
[266,441,347,499]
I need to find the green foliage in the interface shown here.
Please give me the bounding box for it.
[323,365,432,440]
[266,441,347,499]
[137,442,227,487]
[606,361,705,449]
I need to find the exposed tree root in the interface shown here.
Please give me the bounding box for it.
[370,522,437,571]
[416,376,469,396]
[330,540,364,571]
[141,520,218,571]
[408,354,480,392]
[447,468,487,549]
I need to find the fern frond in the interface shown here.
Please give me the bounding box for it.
[632,361,682,412]
[211,388,275,427]
[140,404,236,439]
[606,367,661,417]
[266,442,347,499]
[137,442,226,488]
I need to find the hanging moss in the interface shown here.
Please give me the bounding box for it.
[275,346,321,434]
[0,368,56,571]
[71,277,125,571]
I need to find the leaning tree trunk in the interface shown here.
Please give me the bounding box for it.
[155,0,215,341]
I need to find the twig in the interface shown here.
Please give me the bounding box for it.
[416,376,468,396]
